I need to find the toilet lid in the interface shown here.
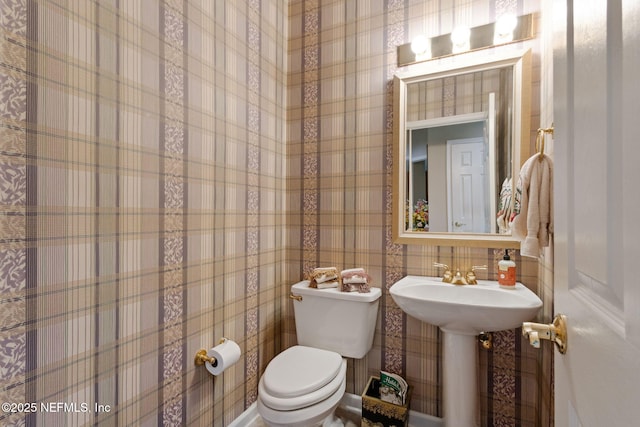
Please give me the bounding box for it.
[262,346,342,398]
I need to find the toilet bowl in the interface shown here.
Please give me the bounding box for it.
[257,346,347,427]
[257,281,381,427]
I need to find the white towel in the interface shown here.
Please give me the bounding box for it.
[340,268,371,293]
[340,268,370,284]
[316,280,339,289]
[308,267,339,288]
[510,153,553,258]
[342,275,369,284]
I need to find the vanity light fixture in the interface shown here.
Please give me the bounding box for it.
[397,13,535,67]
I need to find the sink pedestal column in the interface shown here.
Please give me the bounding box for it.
[442,331,479,427]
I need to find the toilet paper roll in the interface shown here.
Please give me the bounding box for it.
[205,339,241,376]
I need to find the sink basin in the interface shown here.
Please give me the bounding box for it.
[390,275,543,426]
[390,275,542,334]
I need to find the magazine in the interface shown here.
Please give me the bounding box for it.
[379,371,408,405]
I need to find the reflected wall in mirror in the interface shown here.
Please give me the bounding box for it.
[393,49,531,247]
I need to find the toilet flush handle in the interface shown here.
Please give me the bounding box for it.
[289,293,303,302]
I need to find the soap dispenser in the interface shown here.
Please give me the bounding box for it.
[498,249,516,289]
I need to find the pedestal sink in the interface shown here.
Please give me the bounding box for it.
[390,275,543,427]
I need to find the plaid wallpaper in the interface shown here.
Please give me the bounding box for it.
[286,1,552,426]
[1,0,552,426]
[1,0,287,425]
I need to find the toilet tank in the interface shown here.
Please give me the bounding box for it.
[290,281,381,358]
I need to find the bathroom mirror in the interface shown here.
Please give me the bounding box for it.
[392,49,531,247]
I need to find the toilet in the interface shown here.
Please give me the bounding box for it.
[257,280,381,427]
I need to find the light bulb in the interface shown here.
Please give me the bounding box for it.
[411,35,429,55]
[495,13,517,36]
[494,13,517,44]
[451,26,470,53]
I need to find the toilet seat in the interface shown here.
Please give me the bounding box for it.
[259,346,345,411]
[257,373,345,427]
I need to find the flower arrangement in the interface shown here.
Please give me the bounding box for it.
[406,199,429,230]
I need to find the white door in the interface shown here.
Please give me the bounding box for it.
[447,138,487,232]
[553,1,640,426]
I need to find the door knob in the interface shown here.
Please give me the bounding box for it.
[522,314,567,354]
[454,221,466,227]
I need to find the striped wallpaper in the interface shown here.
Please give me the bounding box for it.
[286,1,552,426]
[1,0,552,426]
[1,0,287,425]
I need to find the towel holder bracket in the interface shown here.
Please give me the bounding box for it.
[536,124,554,160]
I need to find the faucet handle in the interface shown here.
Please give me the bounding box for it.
[464,265,487,285]
[433,263,453,283]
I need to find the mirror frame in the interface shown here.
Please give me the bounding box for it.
[392,49,532,248]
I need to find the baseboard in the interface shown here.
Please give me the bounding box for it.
[228,402,260,427]
[229,393,444,427]
[340,393,443,427]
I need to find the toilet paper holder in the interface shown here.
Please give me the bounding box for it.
[194,338,228,367]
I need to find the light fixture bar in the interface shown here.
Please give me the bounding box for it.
[398,13,534,67]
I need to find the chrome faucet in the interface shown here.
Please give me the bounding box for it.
[434,263,487,285]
